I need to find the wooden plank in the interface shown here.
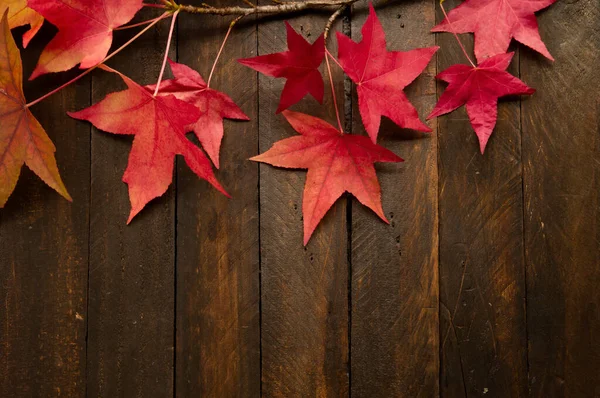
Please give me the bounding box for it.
[435,1,528,396]
[0,25,90,396]
[257,11,349,397]
[85,12,176,397]
[350,2,439,396]
[522,1,600,395]
[175,2,261,396]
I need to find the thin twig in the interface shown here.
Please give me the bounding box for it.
[323,5,347,40]
[176,0,360,16]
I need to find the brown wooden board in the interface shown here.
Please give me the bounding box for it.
[349,2,439,396]
[257,9,349,397]
[435,1,528,396]
[0,25,90,397]
[84,11,177,397]
[3,2,600,396]
[522,1,600,396]
[175,1,261,396]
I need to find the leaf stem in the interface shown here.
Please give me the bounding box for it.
[143,2,167,8]
[439,0,476,68]
[153,10,180,96]
[115,15,167,30]
[26,12,171,108]
[325,48,342,69]
[207,15,243,88]
[325,51,343,133]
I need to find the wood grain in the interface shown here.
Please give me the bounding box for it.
[435,1,528,396]
[85,12,176,397]
[0,25,90,398]
[257,9,349,397]
[175,1,261,396]
[2,3,600,395]
[522,1,600,396]
[349,2,439,396]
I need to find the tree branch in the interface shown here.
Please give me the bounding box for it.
[175,0,359,16]
[323,5,347,39]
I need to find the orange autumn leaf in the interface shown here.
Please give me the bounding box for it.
[0,11,70,207]
[1,0,44,48]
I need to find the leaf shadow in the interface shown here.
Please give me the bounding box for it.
[377,118,433,142]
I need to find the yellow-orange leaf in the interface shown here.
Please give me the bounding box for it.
[0,11,70,207]
[1,0,44,47]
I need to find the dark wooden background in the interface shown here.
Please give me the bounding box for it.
[1,0,599,396]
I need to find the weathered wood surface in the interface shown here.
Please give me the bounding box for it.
[0,23,90,397]
[1,1,599,397]
[86,10,176,397]
[522,1,600,396]
[436,0,528,396]
[257,7,349,396]
[350,2,439,396]
[176,0,261,396]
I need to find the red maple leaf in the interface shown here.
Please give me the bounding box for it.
[69,65,228,222]
[427,52,534,153]
[28,0,143,79]
[252,110,402,245]
[238,22,324,113]
[147,59,249,168]
[2,0,44,47]
[431,0,556,62]
[0,11,70,207]
[336,3,438,143]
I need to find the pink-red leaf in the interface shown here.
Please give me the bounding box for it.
[336,3,438,142]
[431,0,556,62]
[2,0,44,47]
[69,65,228,222]
[28,0,143,79]
[238,22,324,113]
[0,11,70,207]
[428,52,535,153]
[147,59,249,168]
[252,110,402,245]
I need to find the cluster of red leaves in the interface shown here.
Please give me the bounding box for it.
[0,0,555,244]
[244,2,551,242]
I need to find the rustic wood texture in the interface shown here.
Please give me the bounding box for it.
[257,9,349,397]
[349,2,439,396]
[522,1,600,396]
[0,25,90,398]
[175,1,261,396]
[435,1,528,396]
[85,12,176,397]
[1,2,600,397]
